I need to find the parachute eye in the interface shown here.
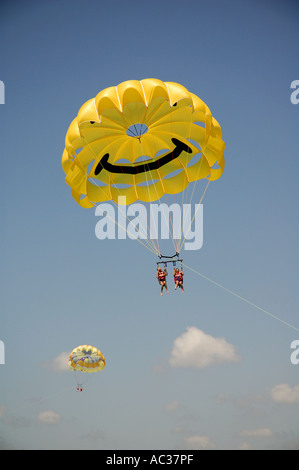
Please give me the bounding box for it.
[126,123,149,138]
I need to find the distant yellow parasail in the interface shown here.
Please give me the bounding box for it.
[62,78,225,208]
[69,345,105,373]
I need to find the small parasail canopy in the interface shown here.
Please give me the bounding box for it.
[69,345,105,373]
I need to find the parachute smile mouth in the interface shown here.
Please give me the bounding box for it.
[94,138,192,176]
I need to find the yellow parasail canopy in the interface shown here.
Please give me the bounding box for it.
[69,345,105,373]
[62,79,225,208]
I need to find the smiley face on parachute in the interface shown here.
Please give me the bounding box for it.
[62,79,225,208]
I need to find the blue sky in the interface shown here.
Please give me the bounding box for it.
[0,0,298,450]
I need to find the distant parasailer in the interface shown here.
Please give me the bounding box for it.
[69,345,105,391]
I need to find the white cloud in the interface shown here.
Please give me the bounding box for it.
[239,428,273,437]
[164,400,180,412]
[169,327,240,369]
[38,411,61,424]
[237,442,253,450]
[42,351,70,372]
[184,435,216,450]
[270,383,299,404]
[172,426,183,434]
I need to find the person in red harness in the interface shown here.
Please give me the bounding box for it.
[173,267,184,293]
[156,266,169,296]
